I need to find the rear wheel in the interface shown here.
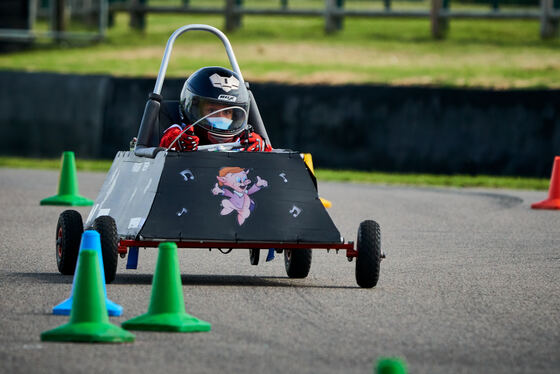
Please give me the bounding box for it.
[355,220,381,288]
[56,210,84,275]
[249,249,260,265]
[284,249,312,278]
[93,216,119,284]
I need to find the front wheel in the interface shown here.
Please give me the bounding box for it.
[284,249,312,278]
[355,220,381,288]
[56,210,84,275]
[93,215,119,284]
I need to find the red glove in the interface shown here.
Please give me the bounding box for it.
[160,126,199,151]
[240,131,271,152]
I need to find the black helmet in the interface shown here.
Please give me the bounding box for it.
[180,66,249,142]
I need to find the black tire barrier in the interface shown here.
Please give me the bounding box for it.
[1,71,558,177]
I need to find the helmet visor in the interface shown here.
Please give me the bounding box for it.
[189,99,248,136]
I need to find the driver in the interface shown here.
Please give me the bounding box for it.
[159,66,271,152]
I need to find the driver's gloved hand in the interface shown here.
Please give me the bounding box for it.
[241,131,267,152]
[176,132,199,151]
[160,126,199,151]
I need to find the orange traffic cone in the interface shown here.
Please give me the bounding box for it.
[532,156,560,210]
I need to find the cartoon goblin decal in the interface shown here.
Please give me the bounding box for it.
[211,167,268,226]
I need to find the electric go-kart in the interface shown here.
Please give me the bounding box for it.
[54,24,383,288]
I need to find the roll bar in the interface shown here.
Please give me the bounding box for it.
[153,24,245,95]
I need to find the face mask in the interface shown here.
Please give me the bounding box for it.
[207,117,233,130]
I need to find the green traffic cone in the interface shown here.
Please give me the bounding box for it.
[122,242,211,332]
[41,250,135,343]
[375,357,407,374]
[40,151,94,206]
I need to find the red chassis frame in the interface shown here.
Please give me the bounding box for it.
[119,239,358,259]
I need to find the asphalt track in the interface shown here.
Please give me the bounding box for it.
[0,168,558,374]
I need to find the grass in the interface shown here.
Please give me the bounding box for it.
[315,169,549,190]
[1,4,559,88]
[0,156,548,190]
[0,157,113,173]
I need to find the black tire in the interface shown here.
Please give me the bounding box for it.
[355,220,381,288]
[93,215,119,284]
[284,249,312,278]
[56,210,84,275]
[249,249,260,265]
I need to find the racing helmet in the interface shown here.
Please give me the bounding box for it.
[180,66,249,143]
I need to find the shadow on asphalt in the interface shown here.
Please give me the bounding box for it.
[10,272,72,284]
[117,273,358,289]
[11,272,358,289]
